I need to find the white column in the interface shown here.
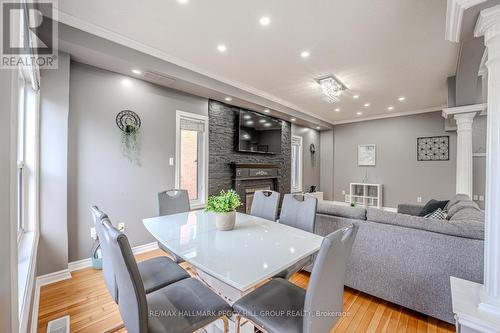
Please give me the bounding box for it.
[475,5,500,315]
[454,112,475,198]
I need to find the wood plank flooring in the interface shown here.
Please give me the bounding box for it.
[36,249,455,333]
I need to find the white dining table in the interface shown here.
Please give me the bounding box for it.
[143,210,324,333]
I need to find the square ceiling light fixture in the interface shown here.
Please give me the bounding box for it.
[316,75,346,103]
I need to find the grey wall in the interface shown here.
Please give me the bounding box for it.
[38,53,70,275]
[0,69,15,333]
[291,124,320,192]
[68,63,208,261]
[208,100,291,197]
[320,130,334,200]
[332,112,458,208]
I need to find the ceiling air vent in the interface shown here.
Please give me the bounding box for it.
[143,71,176,86]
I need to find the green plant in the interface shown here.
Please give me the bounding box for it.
[205,189,241,213]
[121,124,140,164]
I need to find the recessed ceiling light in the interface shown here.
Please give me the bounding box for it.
[263,109,270,113]
[259,16,271,26]
[177,0,188,3]
[300,51,310,58]
[259,119,266,123]
[387,106,394,110]
[225,96,232,101]
[243,114,251,120]
[264,123,272,127]
[398,96,406,101]
[316,126,321,130]
[356,111,363,116]
[246,121,254,125]
[217,44,227,53]
[334,108,340,112]
[353,95,360,99]
[363,103,371,107]
[291,118,296,122]
[131,69,142,75]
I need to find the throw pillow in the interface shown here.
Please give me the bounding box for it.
[419,199,449,217]
[445,193,470,211]
[425,208,447,220]
[447,200,480,219]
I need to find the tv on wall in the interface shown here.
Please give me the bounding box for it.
[238,110,282,154]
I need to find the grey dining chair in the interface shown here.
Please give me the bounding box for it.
[274,194,318,279]
[233,225,358,333]
[157,189,190,262]
[103,218,232,333]
[90,206,190,303]
[250,190,280,222]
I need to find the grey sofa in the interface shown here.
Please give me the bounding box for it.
[308,195,484,324]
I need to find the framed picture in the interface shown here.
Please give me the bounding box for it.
[358,144,376,166]
[417,136,449,161]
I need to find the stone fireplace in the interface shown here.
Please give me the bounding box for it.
[232,163,279,213]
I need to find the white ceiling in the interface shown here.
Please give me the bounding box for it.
[57,0,458,124]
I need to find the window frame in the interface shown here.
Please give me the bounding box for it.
[175,111,209,209]
[291,135,303,193]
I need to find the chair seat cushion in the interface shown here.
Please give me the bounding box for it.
[233,278,305,333]
[147,278,232,333]
[138,256,190,294]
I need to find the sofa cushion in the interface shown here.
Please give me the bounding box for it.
[419,199,449,216]
[366,208,397,224]
[447,200,480,219]
[366,208,484,240]
[316,201,366,220]
[445,193,470,211]
[449,207,484,224]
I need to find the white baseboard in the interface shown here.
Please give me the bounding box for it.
[31,241,159,332]
[330,200,397,212]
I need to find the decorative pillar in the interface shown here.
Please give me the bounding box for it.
[454,112,475,198]
[475,4,500,315]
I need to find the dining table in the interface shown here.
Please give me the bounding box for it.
[143,210,324,333]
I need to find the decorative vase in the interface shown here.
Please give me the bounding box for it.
[215,211,236,231]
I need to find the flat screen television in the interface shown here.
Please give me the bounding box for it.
[238,110,282,154]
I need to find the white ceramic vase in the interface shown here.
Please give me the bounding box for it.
[215,211,236,231]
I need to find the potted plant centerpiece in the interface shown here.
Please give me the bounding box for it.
[206,189,241,231]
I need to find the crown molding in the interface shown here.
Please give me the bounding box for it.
[475,4,500,38]
[447,0,488,42]
[442,103,487,118]
[331,106,444,125]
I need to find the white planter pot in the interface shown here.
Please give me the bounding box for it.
[214,211,236,231]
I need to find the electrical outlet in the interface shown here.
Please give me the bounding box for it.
[341,190,346,195]
[479,195,484,201]
[169,157,174,166]
[90,227,97,240]
[417,197,422,203]
[118,223,125,232]
[473,194,479,201]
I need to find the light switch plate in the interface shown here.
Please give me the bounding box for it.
[169,157,174,166]
[473,194,479,201]
[479,195,484,201]
[417,197,422,203]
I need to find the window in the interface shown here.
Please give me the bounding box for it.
[176,111,208,208]
[291,135,303,193]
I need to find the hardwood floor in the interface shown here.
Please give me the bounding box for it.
[37,249,455,333]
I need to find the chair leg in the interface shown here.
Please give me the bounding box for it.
[234,315,241,333]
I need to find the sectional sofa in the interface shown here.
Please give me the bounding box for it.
[307,195,484,324]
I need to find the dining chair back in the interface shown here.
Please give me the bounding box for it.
[250,190,280,221]
[158,189,190,216]
[303,225,358,333]
[90,206,118,302]
[279,194,318,233]
[103,218,148,332]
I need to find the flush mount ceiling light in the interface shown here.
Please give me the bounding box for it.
[335,108,340,112]
[398,96,406,101]
[353,94,360,99]
[217,44,227,53]
[363,103,370,107]
[316,126,321,130]
[316,75,346,103]
[387,106,394,110]
[259,16,271,26]
[356,111,363,116]
[131,69,142,75]
[290,118,296,122]
[300,51,310,58]
[224,96,232,101]
[263,109,270,113]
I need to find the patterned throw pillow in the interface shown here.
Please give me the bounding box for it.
[425,208,447,220]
